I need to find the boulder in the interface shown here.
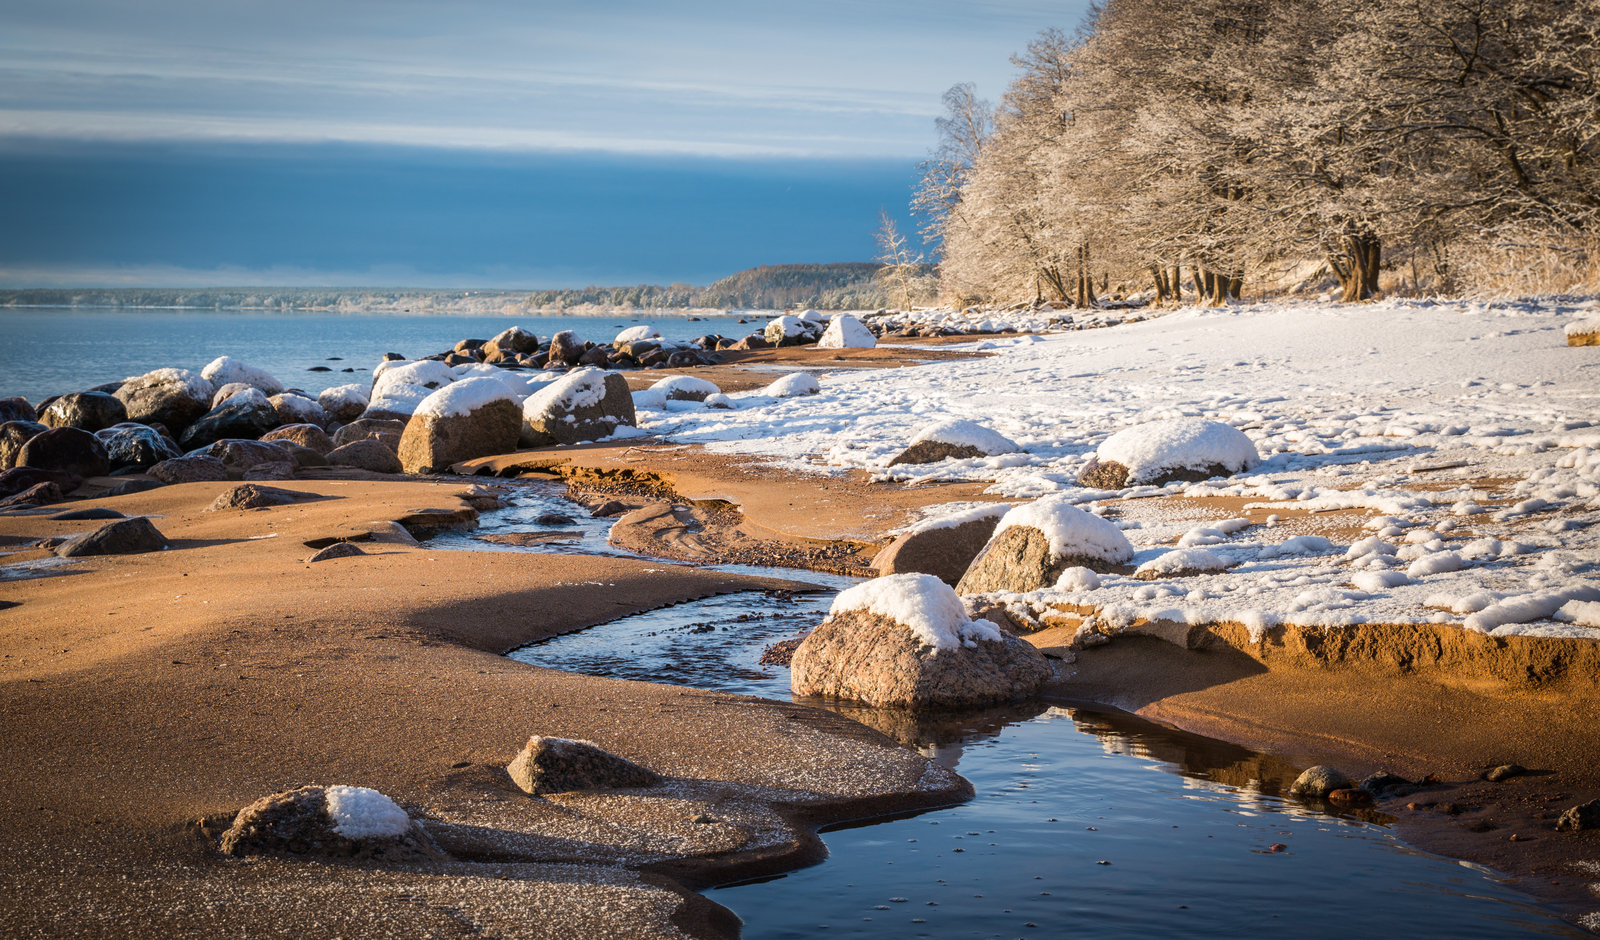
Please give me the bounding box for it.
[113,369,214,434]
[179,390,281,450]
[666,350,705,368]
[262,423,335,455]
[242,461,295,481]
[207,439,294,475]
[1556,800,1600,831]
[95,424,182,471]
[577,346,611,367]
[326,439,404,474]
[0,482,65,508]
[728,333,771,351]
[207,484,304,511]
[332,418,405,451]
[39,392,128,433]
[956,496,1135,595]
[763,315,823,347]
[210,382,257,408]
[147,454,229,484]
[373,360,455,395]
[489,325,541,355]
[270,440,330,468]
[612,324,662,346]
[0,398,37,424]
[520,370,636,447]
[506,736,661,796]
[648,375,719,404]
[817,314,876,349]
[889,419,1020,466]
[549,330,587,364]
[617,339,661,360]
[0,421,48,470]
[790,573,1050,708]
[1289,765,1355,798]
[270,393,330,429]
[1078,418,1260,489]
[201,356,283,395]
[317,384,370,423]
[0,467,83,499]
[872,507,1008,586]
[219,785,443,860]
[16,427,111,479]
[308,542,367,563]
[362,383,431,423]
[398,378,522,474]
[760,373,821,397]
[56,516,169,557]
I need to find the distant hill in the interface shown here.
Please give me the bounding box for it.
[526,262,927,311]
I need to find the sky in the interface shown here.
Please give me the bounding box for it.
[0,0,1089,288]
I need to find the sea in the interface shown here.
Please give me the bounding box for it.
[0,309,768,405]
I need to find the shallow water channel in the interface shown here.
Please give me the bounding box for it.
[441,482,1585,939]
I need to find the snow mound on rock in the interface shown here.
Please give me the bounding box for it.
[1135,547,1235,578]
[1565,320,1599,337]
[374,360,456,396]
[829,572,1002,651]
[1555,600,1600,627]
[909,419,1019,455]
[818,315,876,349]
[1055,566,1102,592]
[992,495,1135,564]
[650,375,719,399]
[615,325,661,344]
[414,377,515,420]
[201,356,283,395]
[770,316,812,338]
[1097,418,1260,484]
[524,368,610,414]
[366,383,433,417]
[121,368,214,400]
[323,785,412,839]
[762,373,821,397]
[319,384,369,410]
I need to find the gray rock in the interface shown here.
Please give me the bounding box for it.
[207,439,294,476]
[180,394,282,450]
[262,423,335,455]
[1289,765,1355,798]
[95,425,182,471]
[0,398,37,424]
[326,438,404,473]
[0,467,82,499]
[1556,800,1600,832]
[113,370,214,435]
[888,441,987,466]
[219,785,443,860]
[40,392,128,433]
[0,421,48,470]
[16,427,111,479]
[56,516,169,557]
[873,514,1004,586]
[207,483,303,511]
[270,393,330,429]
[1485,764,1526,782]
[398,397,522,474]
[549,330,587,364]
[332,418,405,451]
[519,371,636,447]
[956,524,1131,595]
[307,541,367,563]
[147,454,228,484]
[0,482,65,508]
[506,736,661,796]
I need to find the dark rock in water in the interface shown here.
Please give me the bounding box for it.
[0,466,84,499]
[325,439,403,474]
[147,454,228,484]
[208,484,302,511]
[308,366,332,372]
[56,516,168,557]
[873,513,1004,586]
[40,392,128,433]
[104,479,166,498]
[263,423,335,455]
[0,482,64,508]
[590,500,629,517]
[341,368,356,373]
[549,330,586,364]
[1486,764,1527,782]
[1290,765,1354,798]
[219,785,444,860]
[95,424,182,471]
[307,541,366,563]
[327,357,343,361]
[51,507,126,520]
[113,370,213,435]
[383,352,406,361]
[0,421,48,470]
[0,398,38,424]
[535,513,576,526]
[180,394,281,450]
[332,418,405,452]
[16,427,110,479]
[888,440,987,467]
[506,735,661,796]
[1556,800,1600,831]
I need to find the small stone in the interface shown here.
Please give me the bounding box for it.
[307,542,366,563]
[1556,800,1600,832]
[1268,843,1288,852]
[1327,788,1374,807]
[506,735,661,796]
[690,814,716,824]
[1290,765,1355,798]
[591,500,629,517]
[207,484,304,512]
[535,513,575,526]
[1485,764,1526,782]
[219,785,443,860]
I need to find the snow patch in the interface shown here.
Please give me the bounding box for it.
[829,572,1003,651]
[324,785,411,839]
[817,315,877,349]
[414,377,515,420]
[1097,418,1260,484]
[762,373,821,397]
[991,495,1135,564]
[908,419,1020,455]
[201,356,283,395]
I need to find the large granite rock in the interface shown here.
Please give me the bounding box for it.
[489,325,540,355]
[113,369,214,434]
[520,369,636,447]
[1078,418,1261,489]
[764,315,824,347]
[317,384,370,423]
[201,356,283,395]
[262,423,335,455]
[548,330,587,364]
[326,438,404,474]
[39,392,128,433]
[270,393,329,429]
[0,421,48,470]
[179,390,282,450]
[872,508,1007,586]
[15,427,110,479]
[96,424,182,471]
[206,439,294,476]
[398,378,522,473]
[956,497,1135,595]
[57,516,169,557]
[0,399,37,424]
[332,418,405,451]
[888,419,1020,467]
[790,573,1050,709]
[219,785,443,860]
[147,454,229,484]
[506,736,661,796]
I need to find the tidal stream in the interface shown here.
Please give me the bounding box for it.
[437,481,1586,939]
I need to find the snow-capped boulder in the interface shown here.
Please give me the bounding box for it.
[761,372,821,397]
[270,392,329,429]
[790,573,1050,708]
[95,424,181,470]
[817,314,876,349]
[1134,547,1237,580]
[113,369,214,434]
[799,309,825,322]
[520,369,636,447]
[956,495,1136,594]
[40,392,128,433]
[179,390,281,450]
[201,356,283,395]
[1078,418,1260,489]
[506,736,662,796]
[211,382,256,408]
[651,375,719,402]
[372,360,455,396]
[362,383,432,423]
[16,427,110,479]
[889,419,1020,466]
[872,504,1009,586]
[1567,320,1600,347]
[613,324,662,346]
[549,330,587,364]
[219,785,443,860]
[397,377,522,473]
[488,325,541,356]
[764,315,823,347]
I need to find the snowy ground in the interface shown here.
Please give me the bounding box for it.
[631,297,1600,642]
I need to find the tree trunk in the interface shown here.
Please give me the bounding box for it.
[1335,233,1381,302]
[1150,266,1168,303]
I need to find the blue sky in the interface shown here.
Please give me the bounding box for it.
[0,1,1087,287]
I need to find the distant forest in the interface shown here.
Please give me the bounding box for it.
[0,262,927,312]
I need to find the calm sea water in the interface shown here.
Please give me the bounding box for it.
[0,309,764,405]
